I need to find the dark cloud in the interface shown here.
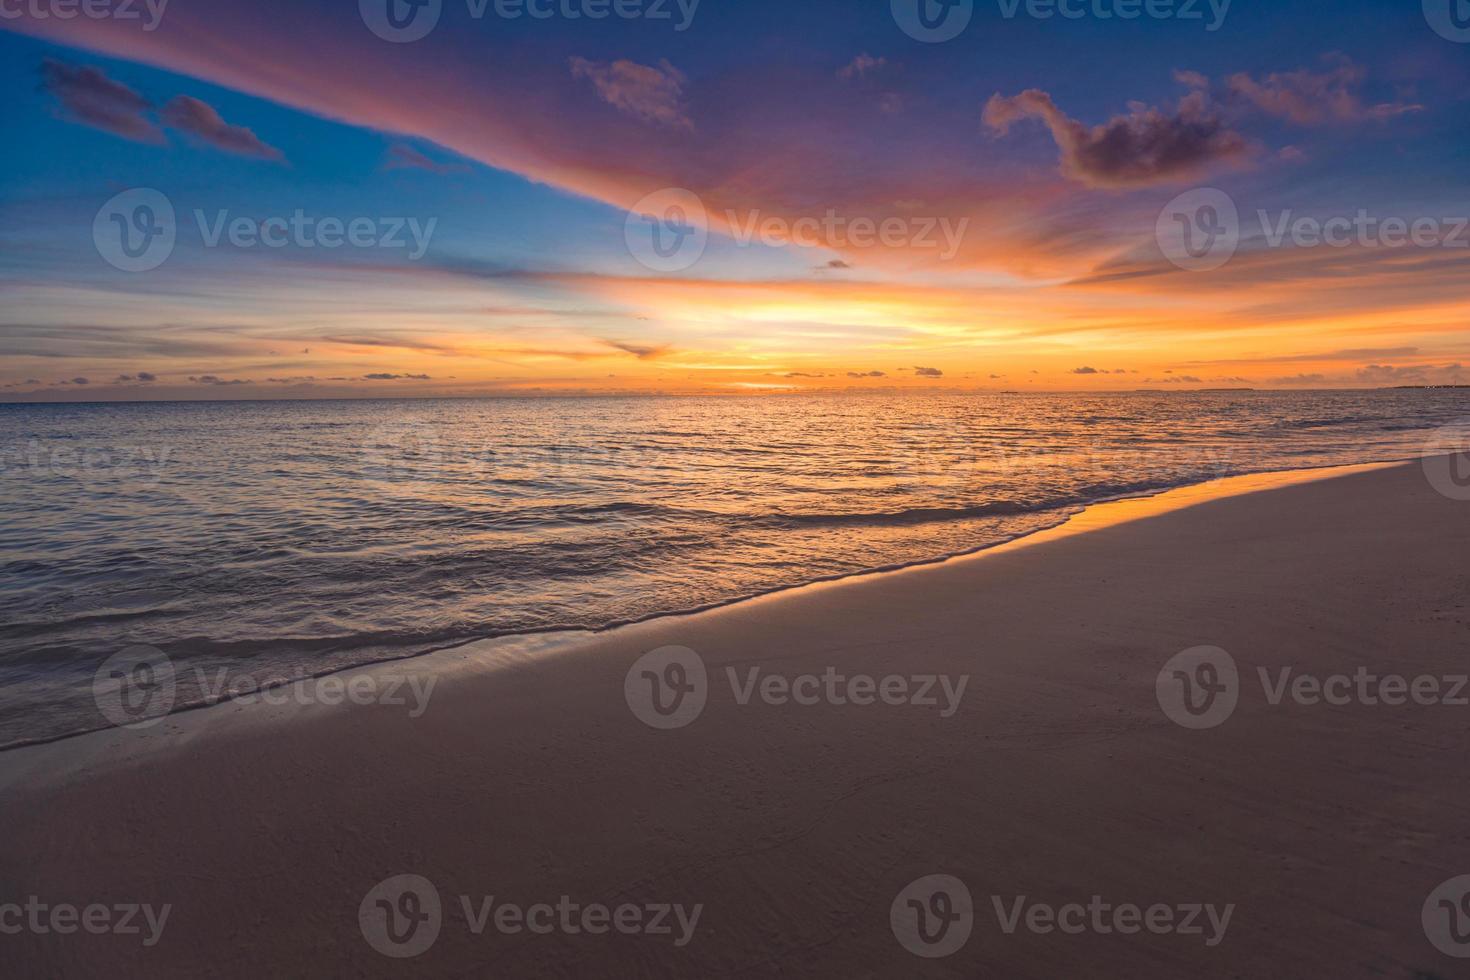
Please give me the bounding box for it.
[1071,366,1100,375]
[846,370,886,378]
[160,95,284,160]
[914,366,944,378]
[40,59,163,143]
[600,339,674,360]
[984,87,1251,188]
[189,375,253,385]
[363,373,432,380]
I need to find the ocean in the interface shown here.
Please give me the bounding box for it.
[2,389,1466,747]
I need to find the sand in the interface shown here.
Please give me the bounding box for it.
[3,459,1469,978]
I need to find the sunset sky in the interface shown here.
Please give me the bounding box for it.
[2,0,1468,399]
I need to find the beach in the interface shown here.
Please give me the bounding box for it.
[3,458,1468,977]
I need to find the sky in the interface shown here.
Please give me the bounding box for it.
[2,0,1469,400]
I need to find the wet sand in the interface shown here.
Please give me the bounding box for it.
[4,459,1469,978]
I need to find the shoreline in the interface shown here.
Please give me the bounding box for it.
[3,457,1468,977]
[0,455,1411,758]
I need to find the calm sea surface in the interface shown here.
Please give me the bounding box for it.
[2,390,1467,746]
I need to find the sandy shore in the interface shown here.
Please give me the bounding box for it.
[4,459,1470,978]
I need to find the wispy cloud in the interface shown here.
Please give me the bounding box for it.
[40,58,163,143]
[569,57,691,130]
[1224,55,1422,125]
[160,95,284,160]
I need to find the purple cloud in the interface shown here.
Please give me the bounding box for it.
[984,87,1251,188]
[40,59,163,143]
[569,57,691,130]
[384,142,465,174]
[1225,56,1422,125]
[160,95,284,160]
